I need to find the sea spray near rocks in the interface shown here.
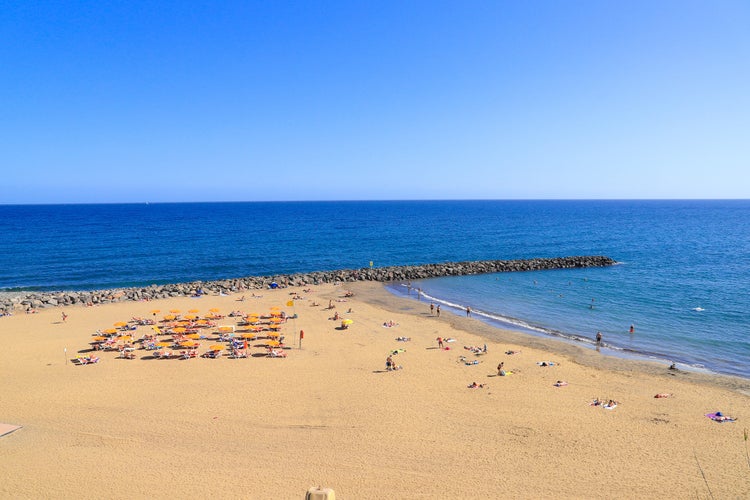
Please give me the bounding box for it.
[0,256,616,314]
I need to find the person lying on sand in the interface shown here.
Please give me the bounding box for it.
[654,393,672,398]
[554,381,568,387]
[467,382,487,388]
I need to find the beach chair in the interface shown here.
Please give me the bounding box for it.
[73,355,99,365]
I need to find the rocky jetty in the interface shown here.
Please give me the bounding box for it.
[0,256,616,315]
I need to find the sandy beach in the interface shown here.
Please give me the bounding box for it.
[1,282,748,499]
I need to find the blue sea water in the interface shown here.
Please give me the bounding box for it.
[1,200,748,378]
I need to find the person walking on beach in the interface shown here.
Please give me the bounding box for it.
[430,303,434,315]
[436,305,441,317]
[596,331,602,344]
[62,312,68,322]
[466,306,471,317]
[437,337,444,349]
[386,355,394,371]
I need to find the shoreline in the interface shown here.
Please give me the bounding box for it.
[385,282,747,384]
[362,282,750,396]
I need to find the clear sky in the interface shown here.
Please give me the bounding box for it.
[1,1,748,203]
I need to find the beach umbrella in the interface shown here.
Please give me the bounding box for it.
[241,333,256,340]
[103,328,118,334]
[209,308,220,313]
[163,315,176,321]
[118,335,133,342]
[172,327,186,334]
[209,344,225,351]
[188,309,199,313]
[186,333,201,340]
[91,336,107,341]
[265,340,281,347]
[218,326,234,333]
[180,341,199,348]
[150,309,161,314]
[156,341,172,347]
[114,321,128,327]
[169,309,181,313]
[267,332,280,338]
[270,317,283,323]
[184,314,198,320]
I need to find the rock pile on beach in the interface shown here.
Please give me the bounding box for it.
[1,255,615,314]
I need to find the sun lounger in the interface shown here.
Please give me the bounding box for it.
[73,355,100,365]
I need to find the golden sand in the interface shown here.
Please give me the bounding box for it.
[1,282,748,499]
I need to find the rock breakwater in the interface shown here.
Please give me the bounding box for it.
[1,256,616,315]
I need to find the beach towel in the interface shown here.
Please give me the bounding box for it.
[705,412,736,423]
[0,423,22,438]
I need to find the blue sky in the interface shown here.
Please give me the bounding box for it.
[1,1,748,203]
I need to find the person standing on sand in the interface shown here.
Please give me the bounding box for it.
[497,362,504,375]
[62,312,68,322]
[436,305,441,317]
[430,303,434,315]
[596,331,602,344]
[437,337,444,349]
[466,306,471,317]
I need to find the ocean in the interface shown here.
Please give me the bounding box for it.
[1,200,748,378]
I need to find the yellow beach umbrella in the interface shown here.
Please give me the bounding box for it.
[188,309,199,313]
[180,341,199,348]
[91,336,107,341]
[114,321,128,327]
[184,314,198,320]
[209,308,220,313]
[270,317,283,323]
[241,333,256,340]
[172,327,186,334]
[150,309,161,314]
[163,315,176,321]
[103,328,118,334]
[265,340,280,347]
[186,333,201,340]
[209,344,225,351]
[169,309,181,313]
[119,335,133,342]
[156,341,172,347]
[266,332,280,338]
[218,326,234,333]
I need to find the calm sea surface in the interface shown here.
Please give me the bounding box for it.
[1,200,748,378]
